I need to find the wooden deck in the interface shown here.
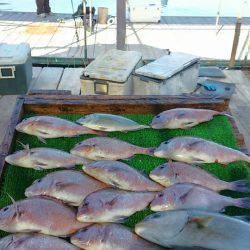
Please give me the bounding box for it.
[0,11,250,60]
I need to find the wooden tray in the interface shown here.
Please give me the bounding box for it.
[0,93,246,183]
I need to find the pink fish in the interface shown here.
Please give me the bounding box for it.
[151,108,231,129]
[0,196,90,236]
[150,161,249,192]
[154,136,250,165]
[150,183,250,212]
[83,160,163,191]
[71,137,154,161]
[16,116,105,141]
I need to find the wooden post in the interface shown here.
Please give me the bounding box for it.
[229,17,242,68]
[83,0,88,62]
[117,0,126,50]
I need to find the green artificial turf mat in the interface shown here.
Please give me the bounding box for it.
[0,114,249,238]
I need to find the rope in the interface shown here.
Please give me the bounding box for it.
[70,0,80,43]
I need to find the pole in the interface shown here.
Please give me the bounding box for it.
[83,0,88,62]
[89,0,92,33]
[215,0,222,33]
[117,0,126,50]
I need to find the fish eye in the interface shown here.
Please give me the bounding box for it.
[3,206,9,212]
[37,179,41,183]
[156,115,160,118]
[160,166,165,169]
[158,193,164,197]
[164,141,169,144]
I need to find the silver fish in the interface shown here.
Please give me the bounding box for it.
[71,137,154,161]
[0,233,79,250]
[5,147,88,170]
[135,210,250,250]
[16,116,105,140]
[25,170,108,206]
[0,196,90,236]
[83,160,163,191]
[149,161,250,192]
[77,113,149,132]
[151,108,230,129]
[150,183,250,212]
[154,136,250,164]
[70,223,164,250]
[77,188,155,223]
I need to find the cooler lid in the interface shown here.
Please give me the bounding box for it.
[0,43,31,65]
[135,52,200,80]
[84,49,142,83]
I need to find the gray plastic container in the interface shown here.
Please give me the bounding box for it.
[133,52,200,95]
[0,43,32,94]
[81,49,142,95]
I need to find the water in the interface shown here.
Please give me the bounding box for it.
[0,0,249,17]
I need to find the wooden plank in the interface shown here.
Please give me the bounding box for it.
[0,97,24,180]
[30,67,64,90]
[58,68,83,95]
[116,0,126,50]
[28,90,71,95]
[23,95,229,115]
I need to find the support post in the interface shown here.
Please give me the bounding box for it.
[116,0,126,50]
[83,0,88,63]
[229,17,242,68]
[89,0,92,33]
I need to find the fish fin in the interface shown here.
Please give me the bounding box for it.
[33,161,48,170]
[97,126,109,131]
[94,130,108,136]
[230,180,250,193]
[113,216,128,223]
[123,156,135,161]
[188,216,213,228]
[34,166,44,170]
[17,141,30,151]
[219,111,233,119]
[187,140,203,149]
[6,192,16,204]
[140,147,155,156]
[179,188,194,204]
[182,121,197,128]
[108,179,123,188]
[189,156,206,163]
[14,235,33,247]
[235,197,250,209]
[37,136,46,144]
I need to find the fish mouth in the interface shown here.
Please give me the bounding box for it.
[76,118,85,125]
[5,155,14,165]
[153,150,164,158]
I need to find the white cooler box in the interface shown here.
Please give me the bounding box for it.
[133,52,200,95]
[128,0,161,23]
[81,49,142,95]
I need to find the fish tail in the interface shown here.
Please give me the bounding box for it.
[230,180,250,193]
[241,153,250,163]
[140,125,150,129]
[140,147,155,156]
[235,197,250,209]
[219,111,234,119]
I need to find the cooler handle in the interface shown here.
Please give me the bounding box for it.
[0,66,16,79]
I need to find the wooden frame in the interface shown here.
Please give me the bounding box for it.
[0,94,247,183]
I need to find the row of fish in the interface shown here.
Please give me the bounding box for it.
[1,196,250,249]
[16,108,231,138]
[5,136,250,170]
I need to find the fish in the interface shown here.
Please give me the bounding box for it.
[71,137,154,161]
[0,233,80,250]
[151,108,231,129]
[154,136,250,165]
[70,223,164,250]
[16,116,105,141]
[25,170,108,206]
[149,161,250,192]
[0,196,90,236]
[77,188,155,223]
[83,160,163,191]
[135,209,250,250]
[5,147,89,170]
[77,113,150,132]
[150,183,250,212]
